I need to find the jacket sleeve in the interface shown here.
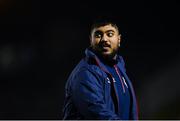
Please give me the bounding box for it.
[71,68,121,120]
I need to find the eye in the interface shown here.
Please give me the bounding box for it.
[94,32,102,38]
[107,32,114,37]
[95,34,101,38]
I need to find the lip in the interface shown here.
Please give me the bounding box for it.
[99,44,111,51]
[102,46,110,49]
[101,46,111,52]
[100,43,111,47]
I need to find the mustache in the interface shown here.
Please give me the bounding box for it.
[98,42,111,48]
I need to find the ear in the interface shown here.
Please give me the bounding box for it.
[118,34,121,46]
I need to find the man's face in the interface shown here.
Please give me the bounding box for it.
[90,24,121,59]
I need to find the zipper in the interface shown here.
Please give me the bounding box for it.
[94,57,119,113]
[114,65,126,93]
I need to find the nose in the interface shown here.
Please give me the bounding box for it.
[101,34,108,42]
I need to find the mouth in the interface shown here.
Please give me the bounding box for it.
[100,43,111,48]
[99,44,111,53]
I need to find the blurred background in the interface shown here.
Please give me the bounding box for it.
[0,0,179,119]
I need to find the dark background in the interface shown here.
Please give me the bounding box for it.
[0,0,179,119]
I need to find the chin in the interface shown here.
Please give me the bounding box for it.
[101,52,114,58]
[104,49,114,54]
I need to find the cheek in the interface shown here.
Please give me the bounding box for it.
[111,38,119,46]
[91,39,100,45]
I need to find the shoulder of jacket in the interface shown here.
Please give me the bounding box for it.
[77,58,106,78]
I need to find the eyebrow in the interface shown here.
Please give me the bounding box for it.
[94,29,115,34]
[105,30,115,33]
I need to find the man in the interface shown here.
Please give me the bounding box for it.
[62,20,139,120]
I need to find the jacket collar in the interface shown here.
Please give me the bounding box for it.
[85,47,124,75]
[85,47,123,66]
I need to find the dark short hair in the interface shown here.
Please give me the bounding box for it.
[90,18,120,34]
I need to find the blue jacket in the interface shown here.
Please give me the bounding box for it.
[62,48,139,120]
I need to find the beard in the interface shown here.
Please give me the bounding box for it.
[92,44,119,60]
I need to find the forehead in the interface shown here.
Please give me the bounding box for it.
[92,24,118,34]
